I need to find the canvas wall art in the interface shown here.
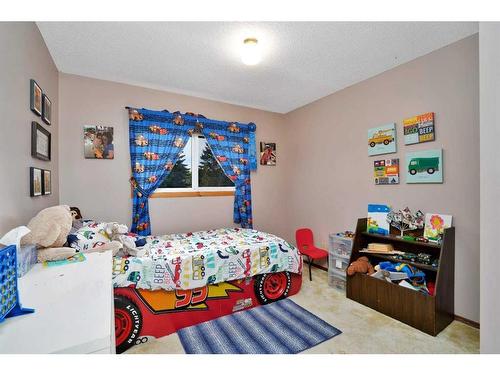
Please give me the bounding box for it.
[423,213,452,243]
[374,158,399,185]
[406,149,443,184]
[368,123,396,156]
[403,112,435,145]
[260,142,276,166]
[84,126,115,159]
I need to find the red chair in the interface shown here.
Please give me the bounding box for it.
[295,228,328,281]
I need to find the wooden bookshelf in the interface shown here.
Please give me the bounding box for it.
[346,218,455,336]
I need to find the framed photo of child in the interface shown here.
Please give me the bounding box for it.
[260,142,276,166]
[84,125,115,159]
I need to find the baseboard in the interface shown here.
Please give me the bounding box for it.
[454,314,480,329]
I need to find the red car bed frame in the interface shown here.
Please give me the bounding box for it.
[114,271,302,353]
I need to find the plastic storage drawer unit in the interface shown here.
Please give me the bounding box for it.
[328,232,354,291]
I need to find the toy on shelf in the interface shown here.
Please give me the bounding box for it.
[0,245,34,323]
[346,256,375,276]
[386,207,424,237]
[367,204,391,235]
[423,213,453,244]
[375,261,427,286]
[360,242,402,255]
[367,243,394,253]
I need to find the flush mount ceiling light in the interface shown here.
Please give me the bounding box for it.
[241,38,261,66]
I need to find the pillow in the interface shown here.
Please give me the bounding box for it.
[67,221,111,253]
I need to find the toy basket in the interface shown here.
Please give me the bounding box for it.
[0,245,34,323]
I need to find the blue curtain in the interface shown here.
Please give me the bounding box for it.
[128,107,257,235]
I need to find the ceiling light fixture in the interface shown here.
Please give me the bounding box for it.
[241,38,261,66]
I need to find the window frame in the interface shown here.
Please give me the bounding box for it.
[152,134,235,198]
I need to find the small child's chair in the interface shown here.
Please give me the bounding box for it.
[295,228,328,281]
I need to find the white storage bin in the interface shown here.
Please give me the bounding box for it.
[328,233,353,260]
[329,267,347,281]
[329,256,349,274]
[328,275,346,291]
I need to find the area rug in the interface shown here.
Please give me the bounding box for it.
[178,298,342,354]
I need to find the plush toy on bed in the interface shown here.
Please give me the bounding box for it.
[346,256,375,276]
[21,205,124,262]
[21,205,78,262]
[66,208,145,257]
[105,222,147,257]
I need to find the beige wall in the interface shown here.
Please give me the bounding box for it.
[282,35,480,322]
[0,22,59,235]
[479,23,500,353]
[58,74,289,238]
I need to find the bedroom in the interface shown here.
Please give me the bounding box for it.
[0,0,499,371]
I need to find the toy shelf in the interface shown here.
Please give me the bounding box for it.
[346,218,455,336]
[361,231,441,249]
[360,252,438,272]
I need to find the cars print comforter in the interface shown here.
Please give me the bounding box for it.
[112,227,303,291]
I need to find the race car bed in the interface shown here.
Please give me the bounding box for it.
[71,226,303,353]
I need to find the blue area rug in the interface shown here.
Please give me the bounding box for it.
[178,299,342,354]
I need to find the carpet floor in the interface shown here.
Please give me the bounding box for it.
[125,267,479,354]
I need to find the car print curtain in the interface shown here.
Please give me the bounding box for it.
[128,107,257,235]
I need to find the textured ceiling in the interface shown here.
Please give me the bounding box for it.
[37,22,478,113]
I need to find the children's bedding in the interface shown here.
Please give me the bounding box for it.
[67,223,302,291]
[112,227,302,291]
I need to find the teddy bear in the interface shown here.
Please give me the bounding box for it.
[346,256,375,276]
[104,222,147,257]
[23,205,126,262]
[21,205,78,262]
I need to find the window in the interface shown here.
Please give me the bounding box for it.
[154,135,235,197]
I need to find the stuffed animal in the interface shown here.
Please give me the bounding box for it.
[105,222,146,257]
[21,205,77,262]
[346,256,375,276]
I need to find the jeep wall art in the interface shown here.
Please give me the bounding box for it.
[406,148,443,183]
[403,112,435,145]
[368,123,397,156]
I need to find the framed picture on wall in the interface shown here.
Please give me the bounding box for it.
[30,167,43,197]
[42,169,51,195]
[374,158,399,185]
[42,94,52,125]
[406,148,443,184]
[30,79,42,116]
[84,126,115,159]
[403,112,435,145]
[368,123,397,156]
[31,121,51,161]
[260,142,276,166]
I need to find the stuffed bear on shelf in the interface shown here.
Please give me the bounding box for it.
[346,256,375,276]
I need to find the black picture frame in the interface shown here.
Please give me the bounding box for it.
[30,79,42,116]
[31,121,51,161]
[42,169,51,195]
[42,94,51,125]
[30,167,43,197]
